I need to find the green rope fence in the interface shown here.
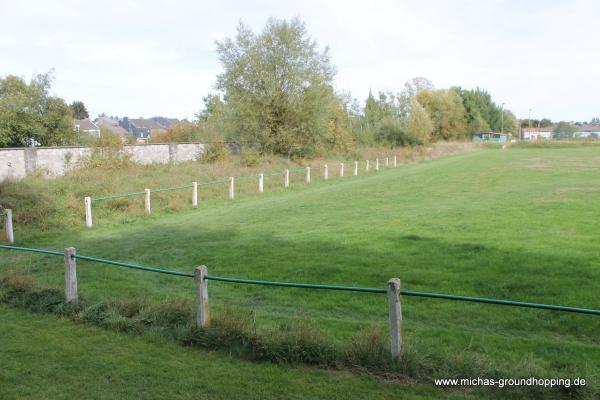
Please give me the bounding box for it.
[1,244,599,315]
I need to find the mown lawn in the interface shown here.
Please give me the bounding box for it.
[1,145,599,398]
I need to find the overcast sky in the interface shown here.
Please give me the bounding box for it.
[1,0,598,122]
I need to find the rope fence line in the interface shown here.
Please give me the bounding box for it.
[84,155,399,228]
[1,244,599,358]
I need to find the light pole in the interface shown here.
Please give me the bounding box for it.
[500,102,505,134]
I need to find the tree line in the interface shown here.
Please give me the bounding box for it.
[2,17,545,154]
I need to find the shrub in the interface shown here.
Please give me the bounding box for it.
[201,143,229,163]
[240,149,261,167]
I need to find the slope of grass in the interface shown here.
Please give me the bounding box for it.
[0,305,455,400]
[1,145,599,398]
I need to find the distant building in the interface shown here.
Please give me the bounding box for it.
[574,124,600,138]
[74,119,100,137]
[118,116,181,143]
[522,128,553,140]
[472,132,508,143]
[95,116,129,138]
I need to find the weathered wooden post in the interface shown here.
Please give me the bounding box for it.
[340,163,344,177]
[386,157,389,167]
[285,169,290,187]
[64,247,78,304]
[84,197,93,228]
[144,189,151,214]
[192,182,198,208]
[306,166,311,184]
[324,164,329,180]
[376,158,380,171]
[354,161,358,176]
[393,155,397,167]
[387,278,402,359]
[194,265,209,327]
[229,177,235,199]
[366,160,370,172]
[259,173,264,193]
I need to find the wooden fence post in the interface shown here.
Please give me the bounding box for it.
[259,173,264,193]
[354,161,358,176]
[394,155,397,167]
[340,163,344,177]
[4,209,14,243]
[84,197,93,228]
[386,157,389,167]
[324,164,329,180]
[376,158,380,171]
[285,169,290,187]
[64,247,78,304]
[144,189,151,214]
[387,278,402,359]
[192,182,198,208]
[195,265,209,327]
[306,166,311,184]
[366,160,370,172]
[229,177,235,199]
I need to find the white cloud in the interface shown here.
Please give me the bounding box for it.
[0,0,598,121]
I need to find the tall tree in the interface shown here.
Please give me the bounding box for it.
[70,100,89,119]
[416,89,468,140]
[214,18,351,156]
[0,73,74,147]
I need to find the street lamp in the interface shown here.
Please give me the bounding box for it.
[500,102,505,134]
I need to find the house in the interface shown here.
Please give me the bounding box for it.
[472,132,508,143]
[522,127,553,140]
[118,116,181,143]
[574,124,600,138]
[95,116,130,138]
[74,119,100,137]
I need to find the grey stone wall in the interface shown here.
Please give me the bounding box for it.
[0,143,206,181]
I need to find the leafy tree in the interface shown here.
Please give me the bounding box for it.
[213,18,351,157]
[70,101,89,119]
[0,73,74,147]
[416,89,468,140]
[404,98,433,144]
[539,118,552,128]
[590,117,600,125]
[553,121,577,138]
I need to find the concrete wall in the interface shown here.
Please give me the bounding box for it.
[0,143,206,181]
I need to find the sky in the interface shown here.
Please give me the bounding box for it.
[1,0,598,122]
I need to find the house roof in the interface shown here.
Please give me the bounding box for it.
[129,118,166,130]
[74,119,99,131]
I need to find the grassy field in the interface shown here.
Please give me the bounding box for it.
[1,144,599,398]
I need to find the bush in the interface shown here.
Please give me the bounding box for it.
[201,143,229,163]
[241,149,261,167]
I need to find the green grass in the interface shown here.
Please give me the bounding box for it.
[0,305,455,400]
[1,145,600,398]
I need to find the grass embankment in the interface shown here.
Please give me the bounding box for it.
[1,144,599,399]
[0,142,476,237]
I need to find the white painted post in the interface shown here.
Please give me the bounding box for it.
[387,278,402,359]
[394,155,397,167]
[258,173,264,193]
[354,161,358,176]
[192,182,198,208]
[84,197,92,228]
[324,164,329,180]
[366,160,370,172]
[5,209,14,243]
[64,247,78,304]
[339,162,344,177]
[229,177,235,199]
[194,265,210,328]
[376,158,380,171]
[284,169,290,187]
[306,166,311,184]
[386,157,389,167]
[144,189,151,214]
